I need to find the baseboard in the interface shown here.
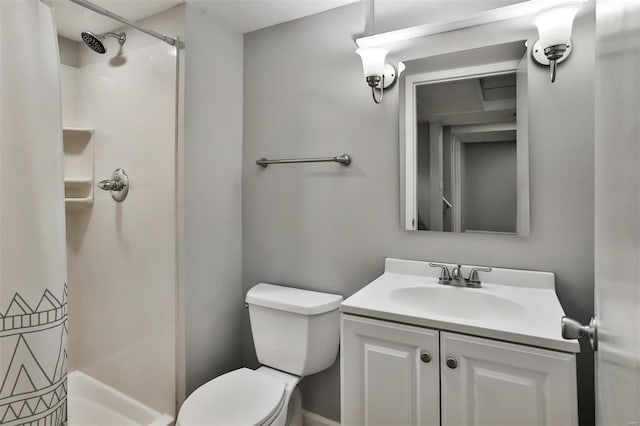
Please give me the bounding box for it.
[302,410,341,426]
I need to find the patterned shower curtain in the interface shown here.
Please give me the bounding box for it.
[0,0,68,424]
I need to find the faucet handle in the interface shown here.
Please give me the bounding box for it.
[467,267,492,284]
[429,263,451,283]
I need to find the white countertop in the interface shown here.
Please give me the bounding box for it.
[341,258,580,353]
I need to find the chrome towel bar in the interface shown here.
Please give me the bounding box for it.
[256,154,351,168]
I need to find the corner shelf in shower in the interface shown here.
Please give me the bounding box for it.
[63,128,94,209]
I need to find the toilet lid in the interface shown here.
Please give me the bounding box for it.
[178,368,286,426]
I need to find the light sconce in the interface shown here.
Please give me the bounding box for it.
[356,47,398,104]
[398,61,406,76]
[531,1,583,83]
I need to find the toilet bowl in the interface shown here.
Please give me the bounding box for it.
[177,283,343,426]
[177,367,300,426]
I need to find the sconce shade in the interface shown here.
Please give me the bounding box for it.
[534,2,582,48]
[356,47,388,77]
[398,62,406,76]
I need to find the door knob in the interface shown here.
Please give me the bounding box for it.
[561,316,598,351]
[446,357,458,369]
[420,352,432,363]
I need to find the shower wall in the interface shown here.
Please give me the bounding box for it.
[60,7,184,416]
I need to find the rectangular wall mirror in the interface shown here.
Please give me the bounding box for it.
[400,41,530,235]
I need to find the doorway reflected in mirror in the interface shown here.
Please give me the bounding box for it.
[400,41,529,235]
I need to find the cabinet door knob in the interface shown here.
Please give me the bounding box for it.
[446,357,458,369]
[420,352,432,363]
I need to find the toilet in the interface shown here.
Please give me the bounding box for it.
[177,283,343,426]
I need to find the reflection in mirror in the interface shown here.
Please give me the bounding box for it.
[401,42,529,235]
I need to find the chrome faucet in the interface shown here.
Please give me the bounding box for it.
[428,263,492,288]
[451,264,465,284]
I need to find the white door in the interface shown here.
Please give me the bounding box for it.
[440,332,578,426]
[593,0,640,424]
[341,315,440,426]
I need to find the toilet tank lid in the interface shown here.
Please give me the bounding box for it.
[246,283,343,315]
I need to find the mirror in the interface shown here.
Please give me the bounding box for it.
[400,41,529,235]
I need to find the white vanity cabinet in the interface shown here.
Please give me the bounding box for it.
[441,332,577,426]
[341,314,578,426]
[341,315,440,426]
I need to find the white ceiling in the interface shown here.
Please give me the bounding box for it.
[53,0,359,42]
[416,75,517,126]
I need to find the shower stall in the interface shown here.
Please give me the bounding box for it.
[2,0,244,423]
[57,1,182,423]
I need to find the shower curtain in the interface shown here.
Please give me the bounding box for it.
[0,0,68,424]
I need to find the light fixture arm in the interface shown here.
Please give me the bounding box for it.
[532,40,573,83]
[372,85,384,104]
[367,75,384,104]
[544,44,567,83]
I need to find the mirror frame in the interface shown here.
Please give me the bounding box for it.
[401,59,530,235]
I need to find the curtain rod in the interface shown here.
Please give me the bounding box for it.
[68,0,178,47]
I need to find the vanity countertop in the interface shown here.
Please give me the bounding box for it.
[341,258,580,353]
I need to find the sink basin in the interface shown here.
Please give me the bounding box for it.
[389,286,525,319]
[341,259,581,353]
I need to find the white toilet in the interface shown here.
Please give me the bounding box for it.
[177,283,343,426]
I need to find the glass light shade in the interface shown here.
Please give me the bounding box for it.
[398,62,406,76]
[356,47,388,78]
[534,2,582,48]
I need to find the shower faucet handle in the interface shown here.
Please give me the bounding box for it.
[97,178,124,191]
[97,168,129,202]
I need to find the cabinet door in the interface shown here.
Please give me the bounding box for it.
[441,332,578,426]
[341,314,439,426]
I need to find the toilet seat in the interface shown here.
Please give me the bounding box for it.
[177,368,286,426]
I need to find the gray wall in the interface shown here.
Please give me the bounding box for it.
[462,141,517,233]
[183,4,244,396]
[372,0,524,34]
[243,3,594,424]
[416,122,430,230]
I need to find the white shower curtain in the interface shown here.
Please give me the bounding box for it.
[0,0,68,424]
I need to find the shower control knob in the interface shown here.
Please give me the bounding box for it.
[97,168,129,202]
[446,357,458,369]
[420,352,432,363]
[98,179,124,191]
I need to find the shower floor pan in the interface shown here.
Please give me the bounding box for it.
[68,371,173,426]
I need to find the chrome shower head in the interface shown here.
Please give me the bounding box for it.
[81,31,126,54]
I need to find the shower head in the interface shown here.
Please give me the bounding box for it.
[80,31,126,54]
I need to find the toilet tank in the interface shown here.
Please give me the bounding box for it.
[246,283,343,377]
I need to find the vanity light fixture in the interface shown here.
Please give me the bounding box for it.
[531,1,583,83]
[398,61,406,76]
[356,47,398,104]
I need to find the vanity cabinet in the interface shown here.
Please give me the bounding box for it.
[341,314,440,426]
[341,314,578,426]
[441,332,577,426]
